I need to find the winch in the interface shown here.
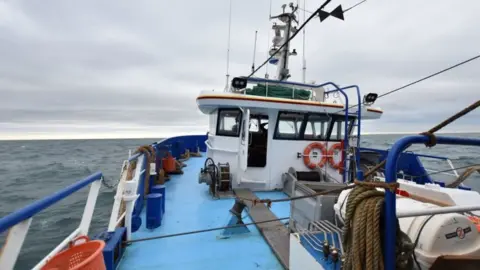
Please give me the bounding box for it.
[198,158,231,197]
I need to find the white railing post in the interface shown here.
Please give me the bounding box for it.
[446,159,460,177]
[78,180,102,236]
[0,218,32,270]
[123,180,139,241]
[108,163,128,232]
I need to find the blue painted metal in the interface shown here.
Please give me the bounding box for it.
[434,181,446,187]
[146,193,163,229]
[339,85,362,174]
[131,216,142,233]
[151,185,166,214]
[384,135,480,270]
[356,170,364,181]
[155,134,208,155]
[93,227,127,270]
[359,147,434,184]
[0,171,102,234]
[299,232,342,270]
[118,157,289,270]
[132,154,148,220]
[148,174,156,194]
[404,151,449,160]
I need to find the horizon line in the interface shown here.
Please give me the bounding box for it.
[0,130,478,142]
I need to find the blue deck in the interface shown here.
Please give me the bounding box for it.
[118,155,290,270]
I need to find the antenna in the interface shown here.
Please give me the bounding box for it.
[251,30,258,73]
[224,0,233,91]
[302,0,307,83]
[265,0,273,79]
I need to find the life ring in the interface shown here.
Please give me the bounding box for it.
[303,142,327,169]
[328,142,344,171]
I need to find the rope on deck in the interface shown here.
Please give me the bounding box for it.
[123,217,289,244]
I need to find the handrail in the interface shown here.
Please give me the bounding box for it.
[404,151,449,160]
[384,135,480,270]
[0,171,102,234]
[246,77,328,89]
[338,85,362,174]
[0,172,103,270]
[317,82,349,183]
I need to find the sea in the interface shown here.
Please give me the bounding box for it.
[1,133,479,269]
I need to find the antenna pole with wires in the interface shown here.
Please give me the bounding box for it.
[302,0,307,83]
[251,30,258,73]
[224,0,233,92]
[248,0,348,79]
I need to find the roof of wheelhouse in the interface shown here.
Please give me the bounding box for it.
[196,77,383,119]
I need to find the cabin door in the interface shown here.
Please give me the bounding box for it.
[238,108,250,172]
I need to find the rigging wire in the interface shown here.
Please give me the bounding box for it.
[331,53,480,115]
[248,0,368,79]
[411,163,480,179]
[298,0,368,15]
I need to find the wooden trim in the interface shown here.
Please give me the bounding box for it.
[367,108,383,113]
[197,94,344,109]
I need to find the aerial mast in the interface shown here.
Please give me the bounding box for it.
[269,3,299,81]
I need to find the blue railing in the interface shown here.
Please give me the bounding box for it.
[317,82,349,183]
[0,172,103,234]
[384,135,480,270]
[338,85,363,173]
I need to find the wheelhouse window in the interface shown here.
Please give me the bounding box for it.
[216,109,242,137]
[273,111,357,141]
[328,116,356,141]
[304,114,330,140]
[274,112,305,140]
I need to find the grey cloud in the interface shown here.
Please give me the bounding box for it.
[0,0,479,139]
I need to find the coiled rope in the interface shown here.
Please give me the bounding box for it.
[342,181,414,270]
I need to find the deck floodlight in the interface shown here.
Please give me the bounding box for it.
[363,93,378,105]
[231,77,248,89]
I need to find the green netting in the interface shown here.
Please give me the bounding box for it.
[245,84,311,100]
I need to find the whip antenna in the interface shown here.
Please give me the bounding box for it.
[251,30,258,73]
[224,0,233,91]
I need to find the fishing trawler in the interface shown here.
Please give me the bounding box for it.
[1,2,480,270]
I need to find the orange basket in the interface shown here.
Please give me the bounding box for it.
[41,236,106,270]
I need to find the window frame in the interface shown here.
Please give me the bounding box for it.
[273,111,307,140]
[216,108,243,137]
[273,111,357,141]
[325,115,356,142]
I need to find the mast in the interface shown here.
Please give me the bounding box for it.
[269,3,298,81]
[224,0,233,91]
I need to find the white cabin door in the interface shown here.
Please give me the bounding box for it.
[238,108,250,172]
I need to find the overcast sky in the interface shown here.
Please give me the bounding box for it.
[0,0,478,140]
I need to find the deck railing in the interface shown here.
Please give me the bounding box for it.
[384,135,480,270]
[0,172,103,270]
